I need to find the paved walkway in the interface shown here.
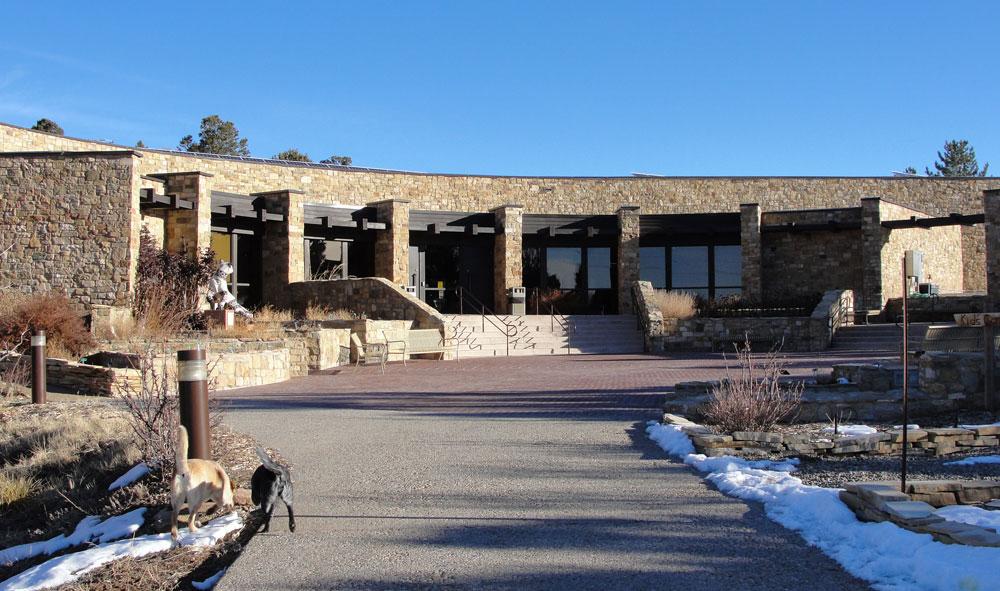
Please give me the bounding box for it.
[218,354,873,590]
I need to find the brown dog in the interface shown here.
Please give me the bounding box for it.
[170,425,234,540]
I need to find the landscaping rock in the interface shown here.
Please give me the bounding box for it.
[847,482,910,510]
[925,428,975,441]
[971,425,1000,437]
[909,492,959,506]
[984,500,1000,511]
[905,480,963,494]
[731,431,783,444]
[956,481,1000,503]
[921,520,1000,547]
[691,434,733,448]
[887,429,927,443]
[881,500,937,522]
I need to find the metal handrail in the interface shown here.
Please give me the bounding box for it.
[456,287,517,356]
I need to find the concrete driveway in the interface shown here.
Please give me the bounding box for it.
[216,354,870,590]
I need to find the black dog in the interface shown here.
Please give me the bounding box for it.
[251,446,296,533]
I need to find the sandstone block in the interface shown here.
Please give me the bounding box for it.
[888,429,928,443]
[849,482,910,510]
[906,480,964,494]
[731,431,783,444]
[971,425,1000,436]
[691,434,733,448]
[909,492,959,507]
[926,428,974,441]
[957,481,1000,504]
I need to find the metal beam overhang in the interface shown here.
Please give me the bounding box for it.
[139,188,192,210]
[881,213,985,229]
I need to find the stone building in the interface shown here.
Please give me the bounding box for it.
[2,121,999,316]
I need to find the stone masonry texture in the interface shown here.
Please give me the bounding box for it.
[985,190,1000,312]
[492,204,523,311]
[2,123,999,313]
[616,206,640,314]
[160,172,213,258]
[256,189,305,306]
[739,203,762,301]
[0,151,141,307]
[372,199,410,285]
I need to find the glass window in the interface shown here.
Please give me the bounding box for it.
[640,247,666,288]
[211,232,231,262]
[714,245,742,289]
[671,246,709,289]
[522,247,542,289]
[546,247,582,290]
[587,248,611,289]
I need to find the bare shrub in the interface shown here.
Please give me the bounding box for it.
[702,338,802,432]
[0,291,96,358]
[133,227,214,333]
[651,290,697,319]
[118,345,179,477]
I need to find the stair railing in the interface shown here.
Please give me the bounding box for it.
[456,286,518,356]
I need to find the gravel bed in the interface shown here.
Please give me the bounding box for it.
[794,450,1000,488]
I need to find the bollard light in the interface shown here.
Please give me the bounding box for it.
[177,348,211,460]
[31,330,46,404]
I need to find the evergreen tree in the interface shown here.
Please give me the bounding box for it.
[273,149,311,162]
[135,140,146,148]
[925,140,989,177]
[903,166,918,175]
[31,118,64,135]
[320,155,353,166]
[178,115,250,156]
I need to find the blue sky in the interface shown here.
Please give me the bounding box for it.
[1,1,996,176]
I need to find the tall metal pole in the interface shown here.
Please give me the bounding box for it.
[31,330,46,404]
[901,258,909,493]
[177,348,211,460]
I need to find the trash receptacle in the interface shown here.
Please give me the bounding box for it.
[508,286,526,315]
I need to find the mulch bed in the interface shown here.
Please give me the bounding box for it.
[0,394,274,590]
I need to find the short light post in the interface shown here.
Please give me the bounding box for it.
[177,348,211,460]
[31,330,46,404]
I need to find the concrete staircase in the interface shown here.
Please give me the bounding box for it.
[829,322,930,354]
[445,314,645,357]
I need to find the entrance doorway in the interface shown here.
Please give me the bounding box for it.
[408,241,493,313]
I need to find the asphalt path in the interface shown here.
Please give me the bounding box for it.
[217,355,868,590]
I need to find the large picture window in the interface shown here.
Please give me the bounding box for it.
[639,244,741,300]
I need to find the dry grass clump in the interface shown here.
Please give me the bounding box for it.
[651,290,697,319]
[0,472,38,506]
[702,338,802,433]
[0,290,96,359]
[329,308,358,320]
[253,305,293,323]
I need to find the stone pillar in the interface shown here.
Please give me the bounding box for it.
[617,206,641,314]
[161,172,213,258]
[984,190,1000,312]
[860,197,884,312]
[254,189,305,307]
[371,198,410,285]
[491,204,524,311]
[739,203,763,302]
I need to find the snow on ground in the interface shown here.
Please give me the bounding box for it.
[0,512,242,591]
[0,508,146,567]
[960,421,1000,430]
[944,455,1000,466]
[936,505,1000,531]
[646,421,1000,591]
[820,424,878,436]
[107,463,150,491]
[192,568,227,590]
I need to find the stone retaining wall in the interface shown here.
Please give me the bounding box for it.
[0,353,140,397]
[284,277,445,330]
[635,283,852,352]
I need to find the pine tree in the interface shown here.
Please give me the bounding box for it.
[273,149,311,162]
[31,118,64,135]
[135,140,146,148]
[320,155,353,166]
[925,140,989,177]
[178,115,250,156]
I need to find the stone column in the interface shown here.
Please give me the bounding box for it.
[491,204,524,311]
[254,189,305,307]
[984,190,1000,312]
[617,206,641,314]
[161,172,213,258]
[371,198,410,285]
[739,203,763,302]
[860,197,884,312]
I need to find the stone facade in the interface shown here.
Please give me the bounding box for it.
[256,189,305,306]
[616,206,640,314]
[491,204,523,311]
[372,198,409,285]
[760,208,862,300]
[284,277,445,329]
[0,151,141,307]
[2,123,998,314]
[159,172,213,258]
[985,189,1000,312]
[739,203,762,301]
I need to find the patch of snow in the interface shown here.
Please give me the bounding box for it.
[892,424,920,430]
[936,505,1000,531]
[820,424,878,436]
[647,421,1000,591]
[0,512,242,591]
[192,568,227,590]
[0,508,146,567]
[107,463,150,492]
[836,377,850,384]
[944,455,1000,466]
